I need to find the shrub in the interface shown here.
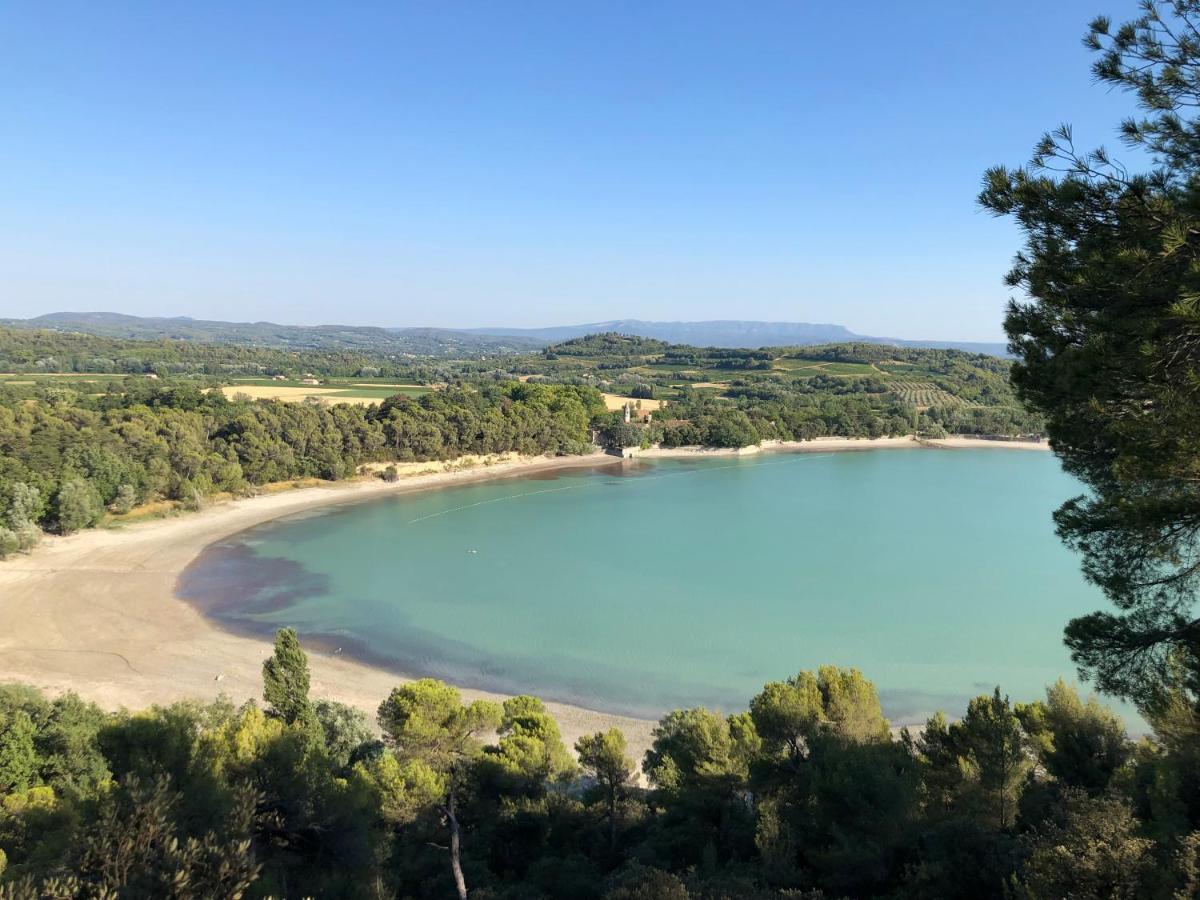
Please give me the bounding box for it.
[630,384,655,400]
[109,483,137,515]
[54,479,103,534]
[0,528,19,560]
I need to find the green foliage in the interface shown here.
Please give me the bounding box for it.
[0,715,36,795]
[51,479,102,534]
[0,378,603,544]
[487,695,578,789]
[0,316,541,371]
[376,678,502,773]
[745,668,911,894]
[603,867,691,899]
[7,650,1200,898]
[546,333,671,359]
[1016,679,1129,794]
[750,665,888,765]
[642,708,761,868]
[1,484,41,534]
[261,628,313,728]
[538,332,1037,449]
[629,383,655,400]
[576,729,634,796]
[789,735,921,895]
[109,483,136,515]
[0,685,110,800]
[1012,790,1154,900]
[70,774,260,899]
[313,699,375,770]
[576,728,635,850]
[644,708,759,799]
[953,689,1031,830]
[351,752,443,826]
[980,0,1200,706]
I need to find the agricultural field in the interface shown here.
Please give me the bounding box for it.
[631,364,740,382]
[874,361,954,378]
[219,378,429,405]
[0,373,432,406]
[772,357,877,376]
[889,380,966,408]
[601,393,664,412]
[0,373,124,385]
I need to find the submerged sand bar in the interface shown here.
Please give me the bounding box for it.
[0,436,1047,760]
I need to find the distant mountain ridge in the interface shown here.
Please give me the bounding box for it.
[4,312,545,358]
[3,312,1009,357]
[467,319,1010,356]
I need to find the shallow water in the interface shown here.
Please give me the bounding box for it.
[178,449,1120,724]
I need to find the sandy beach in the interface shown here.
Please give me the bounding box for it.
[0,434,1049,761]
[918,436,1049,451]
[629,434,1049,458]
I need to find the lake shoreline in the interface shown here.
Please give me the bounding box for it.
[628,434,1049,459]
[0,434,1050,759]
[0,450,668,757]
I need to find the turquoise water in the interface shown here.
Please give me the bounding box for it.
[178,449,1117,725]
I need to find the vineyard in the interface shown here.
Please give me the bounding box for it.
[889,379,966,408]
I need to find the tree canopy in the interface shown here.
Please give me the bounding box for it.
[2,638,1198,898]
[981,0,1200,708]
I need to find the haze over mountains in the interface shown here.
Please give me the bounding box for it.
[467,319,1009,355]
[2,311,1010,357]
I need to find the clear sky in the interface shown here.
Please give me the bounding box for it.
[1,1,1145,340]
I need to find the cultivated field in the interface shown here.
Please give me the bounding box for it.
[602,393,664,412]
[772,357,877,376]
[220,381,428,405]
[889,380,965,408]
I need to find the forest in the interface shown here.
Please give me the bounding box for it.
[0,629,1189,900]
[0,379,602,554]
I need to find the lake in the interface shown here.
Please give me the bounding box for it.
[178,448,1113,725]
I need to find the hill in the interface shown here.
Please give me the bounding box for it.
[2,311,545,358]
[4,312,1010,357]
[467,318,1010,355]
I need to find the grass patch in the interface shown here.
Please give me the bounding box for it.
[219,383,428,404]
[773,358,876,376]
[102,500,180,526]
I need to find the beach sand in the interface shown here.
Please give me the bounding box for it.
[0,435,1049,761]
[919,436,1049,451]
[630,434,1049,459]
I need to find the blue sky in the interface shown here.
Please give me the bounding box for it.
[1,1,1144,340]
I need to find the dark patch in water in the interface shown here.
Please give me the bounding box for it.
[178,536,747,719]
[177,541,331,619]
[520,460,622,481]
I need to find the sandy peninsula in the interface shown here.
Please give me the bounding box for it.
[0,435,1049,761]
